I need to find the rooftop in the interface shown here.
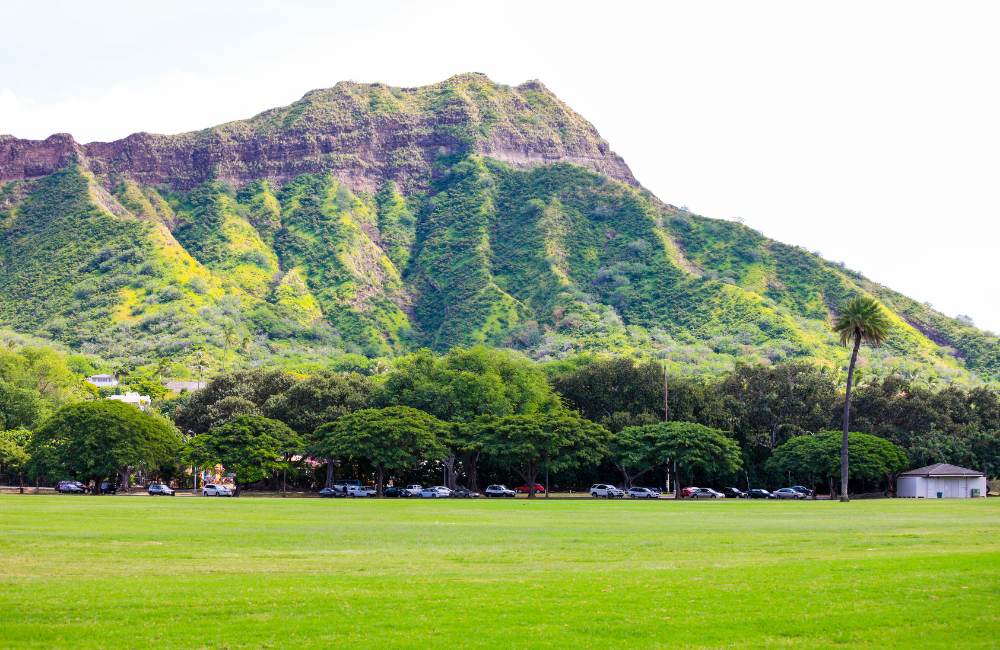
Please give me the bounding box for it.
[898,463,985,478]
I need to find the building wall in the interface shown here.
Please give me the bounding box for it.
[898,475,987,498]
[897,476,922,498]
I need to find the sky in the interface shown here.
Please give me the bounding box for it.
[2,0,998,332]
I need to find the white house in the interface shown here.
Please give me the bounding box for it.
[85,374,119,388]
[106,392,151,410]
[897,463,987,498]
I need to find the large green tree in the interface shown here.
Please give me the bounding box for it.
[172,369,298,434]
[28,400,183,494]
[831,297,892,502]
[476,412,610,497]
[184,415,302,496]
[0,429,31,493]
[766,431,908,496]
[377,348,560,490]
[608,425,663,489]
[263,370,374,488]
[314,406,450,496]
[620,422,742,497]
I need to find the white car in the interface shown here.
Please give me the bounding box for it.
[483,484,515,498]
[430,485,452,496]
[420,487,449,498]
[404,484,423,495]
[590,484,625,498]
[347,485,377,498]
[689,487,725,499]
[203,483,232,497]
[148,484,175,496]
[627,487,659,499]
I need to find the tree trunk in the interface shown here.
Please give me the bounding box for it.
[664,365,669,422]
[466,451,481,493]
[234,483,242,497]
[19,473,24,494]
[444,455,457,490]
[841,335,861,502]
[326,461,334,489]
[376,465,385,498]
[92,476,105,496]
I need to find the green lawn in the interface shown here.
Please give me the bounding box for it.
[0,496,997,649]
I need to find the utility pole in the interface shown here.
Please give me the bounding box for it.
[664,363,669,422]
[546,468,549,499]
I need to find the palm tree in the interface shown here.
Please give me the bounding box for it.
[190,351,207,390]
[238,337,251,370]
[831,296,892,502]
[222,324,238,372]
[155,357,170,381]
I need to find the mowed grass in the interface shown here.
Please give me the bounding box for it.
[0,497,997,649]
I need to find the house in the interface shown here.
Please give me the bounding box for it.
[165,381,205,395]
[106,392,151,410]
[897,463,987,498]
[85,374,119,388]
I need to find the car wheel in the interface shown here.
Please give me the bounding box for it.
[591,492,598,498]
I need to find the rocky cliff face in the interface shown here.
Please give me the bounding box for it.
[0,74,636,194]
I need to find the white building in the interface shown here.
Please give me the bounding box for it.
[897,463,987,498]
[85,374,119,388]
[106,392,151,410]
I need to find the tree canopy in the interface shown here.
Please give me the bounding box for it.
[28,400,183,492]
[172,369,299,434]
[314,406,450,496]
[619,422,743,493]
[184,415,303,495]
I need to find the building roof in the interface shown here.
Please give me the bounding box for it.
[165,381,205,394]
[87,374,117,380]
[899,463,984,478]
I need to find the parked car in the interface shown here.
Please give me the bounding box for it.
[430,486,453,496]
[57,481,88,494]
[333,480,361,490]
[148,484,175,496]
[484,484,516,498]
[627,487,659,499]
[719,487,747,498]
[318,487,346,498]
[590,484,625,498]
[515,484,546,494]
[347,485,377,498]
[420,487,450,498]
[689,487,725,499]
[773,488,804,500]
[450,488,481,498]
[747,489,774,499]
[203,483,232,497]
[382,487,410,498]
[790,485,813,497]
[99,482,118,495]
[404,484,423,495]
[680,486,699,498]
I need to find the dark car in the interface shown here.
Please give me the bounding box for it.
[449,488,481,498]
[747,489,774,499]
[100,482,117,495]
[719,487,746,498]
[790,485,813,497]
[318,487,347,498]
[382,487,411,498]
[57,481,88,494]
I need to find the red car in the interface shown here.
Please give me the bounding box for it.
[515,484,546,494]
[680,486,699,498]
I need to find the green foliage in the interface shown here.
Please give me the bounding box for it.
[766,431,908,490]
[172,369,299,434]
[623,421,743,487]
[185,415,302,494]
[475,411,610,496]
[314,406,450,494]
[263,370,373,436]
[28,400,182,485]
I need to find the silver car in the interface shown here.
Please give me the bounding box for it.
[689,487,725,499]
[773,488,805,500]
[627,487,660,499]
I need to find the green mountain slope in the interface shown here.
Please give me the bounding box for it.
[0,75,996,383]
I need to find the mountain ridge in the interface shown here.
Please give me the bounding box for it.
[0,74,997,384]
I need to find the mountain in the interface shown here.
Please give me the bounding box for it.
[1,73,997,383]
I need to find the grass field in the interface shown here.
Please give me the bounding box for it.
[0,496,997,649]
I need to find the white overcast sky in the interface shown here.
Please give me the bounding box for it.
[2,0,998,332]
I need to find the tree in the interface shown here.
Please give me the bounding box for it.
[620,422,742,497]
[222,323,238,372]
[184,415,302,496]
[263,370,373,488]
[377,348,560,490]
[477,412,610,498]
[608,426,662,489]
[0,429,31,493]
[766,431,908,496]
[831,297,892,502]
[155,358,170,380]
[27,400,183,494]
[314,406,449,496]
[172,368,298,434]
